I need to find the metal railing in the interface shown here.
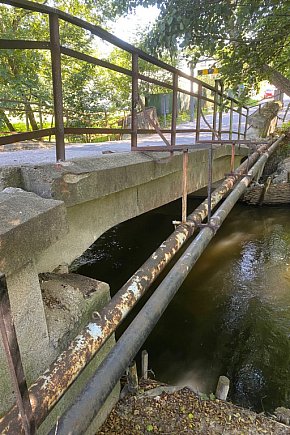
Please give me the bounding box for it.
[0,0,249,160]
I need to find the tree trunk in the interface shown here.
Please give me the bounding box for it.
[263,65,290,97]
[0,109,15,131]
[24,101,39,130]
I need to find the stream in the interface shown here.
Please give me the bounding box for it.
[73,198,290,413]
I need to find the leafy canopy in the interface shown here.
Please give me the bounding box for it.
[109,0,290,92]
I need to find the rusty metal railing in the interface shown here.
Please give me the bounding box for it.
[0,0,248,161]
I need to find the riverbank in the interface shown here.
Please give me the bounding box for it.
[242,131,290,205]
[98,379,289,434]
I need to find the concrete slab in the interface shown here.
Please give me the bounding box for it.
[16,145,248,207]
[0,188,67,275]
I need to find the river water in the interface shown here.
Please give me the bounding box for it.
[74,198,290,413]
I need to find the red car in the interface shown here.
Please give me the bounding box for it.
[264,88,274,98]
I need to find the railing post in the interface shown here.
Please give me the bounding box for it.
[195,83,202,143]
[229,100,234,140]
[131,52,138,149]
[182,149,188,223]
[218,81,224,140]
[49,13,65,161]
[189,62,195,122]
[212,79,218,140]
[0,277,35,434]
[238,105,242,140]
[244,107,249,138]
[171,72,178,147]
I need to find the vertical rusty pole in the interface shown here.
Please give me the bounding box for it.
[244,107,249,138]
[229,100,234,140]
[182,149,188,223]
[218,81,224,139]
[237,105,242,140]
[131,52,138,149]
[195,83,202,143]
[171,73,178,147]
[49,13,65,161]
[230,143,235,173]
[207,144,213,223]
[0,277,35,435]
[212,80,218,140]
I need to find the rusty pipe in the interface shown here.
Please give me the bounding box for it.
[51,134,285,434]
[0,136,284,433]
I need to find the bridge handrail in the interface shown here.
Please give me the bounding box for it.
[0,0,249,160]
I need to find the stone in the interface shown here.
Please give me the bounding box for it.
[247,101,282,139]
[0,188,67,275]
[275,407,290,425]
[0,166,22,191]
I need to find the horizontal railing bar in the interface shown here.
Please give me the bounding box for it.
[0,128,55,145]
[138,73,173,91]
[176,87,215,104]
[0,39,50,50]
[197,139,270,144]
[0,0,247,108]
[60,47,132,77]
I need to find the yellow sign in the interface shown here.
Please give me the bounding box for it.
[197,68,219,75]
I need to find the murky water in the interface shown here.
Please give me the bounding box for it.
[74,199,290,412]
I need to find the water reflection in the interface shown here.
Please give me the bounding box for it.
[74,200,290,412]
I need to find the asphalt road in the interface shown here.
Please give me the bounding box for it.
[0,98,288,168]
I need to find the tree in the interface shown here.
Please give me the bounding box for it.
[0,0,116,131]
[110,0,290,96]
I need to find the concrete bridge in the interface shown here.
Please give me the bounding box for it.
[0,144,247,432]
[0,1,284,432]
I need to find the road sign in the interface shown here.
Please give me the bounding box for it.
[197,68,219,75]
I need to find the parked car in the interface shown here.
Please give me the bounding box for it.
[264,88,275,98]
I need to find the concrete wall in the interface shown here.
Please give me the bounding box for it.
[23,147,246,273]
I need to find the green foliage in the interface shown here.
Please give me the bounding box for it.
[110,0,290,94]
[0,1,121,131]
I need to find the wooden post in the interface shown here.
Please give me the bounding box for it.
[49,13,65,161]
[141,350,148,379]
[127,360,138,394]
[215,376,230,400]
[131,52,138,149]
